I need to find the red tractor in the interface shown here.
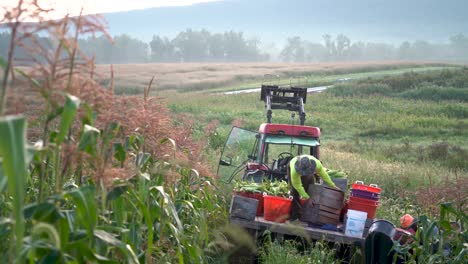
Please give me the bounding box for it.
[217,84,321,184]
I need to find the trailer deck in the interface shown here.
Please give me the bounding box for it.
[230,216,364,247]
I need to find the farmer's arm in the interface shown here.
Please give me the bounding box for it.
[316,164,337,188]
[290,170,310,199]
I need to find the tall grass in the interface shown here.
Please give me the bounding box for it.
[322,148,448,196]
[259,239,338,264]
[327,68,468,102]
[93,62,452,94]
[398,84,468,102]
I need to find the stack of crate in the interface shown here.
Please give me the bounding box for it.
[347,181,381,219]
[301,184,345,225]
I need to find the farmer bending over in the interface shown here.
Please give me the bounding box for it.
[288,155,339,221]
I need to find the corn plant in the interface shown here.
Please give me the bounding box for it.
[0,112,231,262]
[0,115,28,261]
[393,203,467,264]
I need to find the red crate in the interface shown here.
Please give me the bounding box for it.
[347,198,378,219]
[351,181,381,194]
[263,195,292,223]
[349,196,379,206]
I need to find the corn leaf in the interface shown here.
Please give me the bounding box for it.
[65,186,97,236]
[101,122,120,146]
[0,115,28,258]
[23,201,62,223]
[56,94,80,145]
[81,103,96,126]
[78,125,100,157]
[94,229,139,264]
[151,186,183,231]
[136,152,151,171]
[113,143,126,163]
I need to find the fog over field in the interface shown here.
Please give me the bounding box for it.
[1,0,468,63]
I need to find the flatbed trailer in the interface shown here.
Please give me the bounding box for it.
[229,216,366,263]
[230,216,364,247]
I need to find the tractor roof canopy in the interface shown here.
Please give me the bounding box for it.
[265,135,320,147]
[259,123,320,138]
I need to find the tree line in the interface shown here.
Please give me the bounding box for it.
[281,34,468,63]
[0,29,269,64]
[1,30,467,64]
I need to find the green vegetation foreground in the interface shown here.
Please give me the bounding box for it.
[0,1,466,263]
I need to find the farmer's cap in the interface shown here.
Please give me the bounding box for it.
[294,156,316,176]
[400,214,415,229]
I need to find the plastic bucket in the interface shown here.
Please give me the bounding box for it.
[368,220,396,238]
[345,209,368,238]
[236,191,264,216]
[263,194,292,223]
[252,192,264,216]
[349,196,379,206]
[351,181,381,194]
[348,199,378,219]
[350,189,380,200]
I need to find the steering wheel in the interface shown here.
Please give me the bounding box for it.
[278,152,294,160]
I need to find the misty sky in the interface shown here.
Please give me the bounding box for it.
[2,0,221,17]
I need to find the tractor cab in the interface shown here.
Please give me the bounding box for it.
[217,83,321,183]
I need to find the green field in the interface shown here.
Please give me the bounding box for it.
[162,66,468,261]
[205,65,457,93]
[1,60,466,263]
[1,4,466,262]
[170,69,468,216]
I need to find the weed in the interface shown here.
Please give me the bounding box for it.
[259,238,338,264]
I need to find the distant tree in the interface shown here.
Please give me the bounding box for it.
[336,34,351,58]
[208,33,225,61]
[450,33,468,62]
[280,36,305,62]
[172,29,211,62]
[411,40,434,60]
[149,29,269,62]
[348,41,365,60]
[304,42,327,62]
[113,34,147,63]
[364,42,395,60]
[322,34,351,61]
[398,41,412,60]
[322,34,336,60]
[150,35,177,62]
[79,34,148,64]
[224,31,247,61]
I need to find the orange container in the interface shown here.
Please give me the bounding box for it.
[349,196,379,206]
[236,191,264,216]
[347,198,378,219]
[351,181,381,194]
[263,194,292,223]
